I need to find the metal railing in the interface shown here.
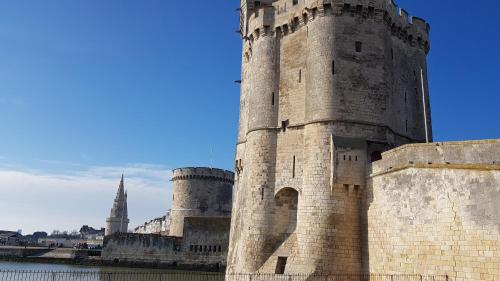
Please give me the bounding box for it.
[0,271,449,281]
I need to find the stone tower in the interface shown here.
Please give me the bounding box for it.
[228,0,431,275]
[169,167,234,237]
[105,175,129,236]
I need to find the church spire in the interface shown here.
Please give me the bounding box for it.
[105,174,130,236]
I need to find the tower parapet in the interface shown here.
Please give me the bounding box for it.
[245,0,430,55]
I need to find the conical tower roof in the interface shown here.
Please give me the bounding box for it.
[110,174,128,219]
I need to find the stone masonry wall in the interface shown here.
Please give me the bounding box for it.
[367,140,500,280]
[169,168,233,237]
[103,217,230,270]
[229,0,432,275]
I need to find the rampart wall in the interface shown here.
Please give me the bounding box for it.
[367,140,500,281]
[103,217,230,271]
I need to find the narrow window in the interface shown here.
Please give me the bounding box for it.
[391,48,394,60]
[405,92,407,103]
[272,92,275,106]
[293,17,299,29]
[298,69,302,83]
[218,246,222,252]
[323,3,332,12]
[343,4,351,13]
[343,184,349,191]
[275,257,288,274]
[292,0,298,5]
[343,155,346,161]
[194,245,198,252]
[355,41,362,52]
[261,188,264,200]
[332,60,335,75]
[349,155,352,161]
[356,5,362,14]
[355,156,358,161]
[190,245,194,252]
[204,246,207,252]
[173,194,174,201]
[406,120,408,132]
[292,156,296,178]
[415,87,418,95]
[367,7,375,17]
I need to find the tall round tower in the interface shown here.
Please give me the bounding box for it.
[169,167,234,237]
[228,0,432,275]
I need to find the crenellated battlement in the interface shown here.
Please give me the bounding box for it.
[243,0,430,55]
[171,167,234,184]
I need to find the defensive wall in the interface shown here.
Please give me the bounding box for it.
[102,217,230,271]
[367,140,500,281]
[0,247,52,258]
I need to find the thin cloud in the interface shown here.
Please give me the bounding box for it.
[0,164,173,234]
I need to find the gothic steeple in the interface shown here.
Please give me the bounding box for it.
[105,174,130,236]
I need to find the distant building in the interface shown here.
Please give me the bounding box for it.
[22,231,48,245]
[79,225,105,239]
[0,231,22,246]
[105,175,129,236]
[134,212,170,235]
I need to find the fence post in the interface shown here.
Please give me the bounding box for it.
[51,272,56,281]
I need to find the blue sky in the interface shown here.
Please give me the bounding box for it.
[0,0,499,233]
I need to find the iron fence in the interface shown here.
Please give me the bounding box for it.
[0,271,449,281]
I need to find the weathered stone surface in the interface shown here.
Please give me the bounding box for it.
[170,168,234,237]
[368,140,500,281]
[230,0,432,274]
[102,217,231,270]
[229,0,500,279]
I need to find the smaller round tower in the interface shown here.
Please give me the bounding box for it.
[169,167,234,237]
